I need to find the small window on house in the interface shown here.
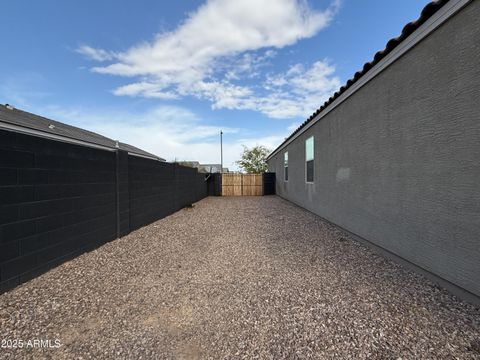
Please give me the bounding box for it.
[305,136,314,183]
[284,152,288,181]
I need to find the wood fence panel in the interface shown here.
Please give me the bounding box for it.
[243,184,262,196]
[221,174,263,196]
[222,174,242,196]
[221,174,238,185]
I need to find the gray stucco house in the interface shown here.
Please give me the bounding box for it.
[267,0,479,304]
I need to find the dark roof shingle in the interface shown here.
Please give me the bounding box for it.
[0,104,165,161]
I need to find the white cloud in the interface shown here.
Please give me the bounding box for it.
[37,104,288,170]
[259,60,342,117]
[266,61,339,94]
[77,0,341,119]
[113,82,179,99]
[92,0,337,76]
[76,45,116,62]
[203,60,341,118]
[223,50,276,80]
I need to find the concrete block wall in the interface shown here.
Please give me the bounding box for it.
[0,130,117,291]
[128,157,207,231]
[207,173,222,196]
[0,129,209,292]
[263,173,276,195]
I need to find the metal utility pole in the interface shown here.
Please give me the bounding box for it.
[220,130,223,173]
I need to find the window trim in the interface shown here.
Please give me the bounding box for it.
[284,151,289,182]
[305,136,314,184]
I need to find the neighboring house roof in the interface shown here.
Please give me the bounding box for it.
[200,164,222,169]
[0,104,165,161]
[177,162,228,173]
[177,161,201,168]
[117,142,164,160]
[267,0,452,160]
[198,164,223,173]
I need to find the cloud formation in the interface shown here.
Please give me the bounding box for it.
[76,45,116,62]
[38,105,287,169]
[78,0,341,119]
[213,60,341,118]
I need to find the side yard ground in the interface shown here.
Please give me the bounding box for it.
[0,196,479,359]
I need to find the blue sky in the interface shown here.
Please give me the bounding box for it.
[0,0,430,169]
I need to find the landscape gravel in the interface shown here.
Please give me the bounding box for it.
[0,196,479,359]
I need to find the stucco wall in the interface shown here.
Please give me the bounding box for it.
[268,2,480,298]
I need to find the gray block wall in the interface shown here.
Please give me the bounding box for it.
[128,157,208,231]
[0,130,118,292]
[0,129,209,292]
[267,2,480,299]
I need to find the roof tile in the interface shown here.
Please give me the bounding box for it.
[268,0,449,158]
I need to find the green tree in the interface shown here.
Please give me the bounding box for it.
[236,145,270,173]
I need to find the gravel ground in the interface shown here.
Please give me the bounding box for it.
[0,196,479,359]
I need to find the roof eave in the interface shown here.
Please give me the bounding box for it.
[267,0,468,161]
[0,120,166,161]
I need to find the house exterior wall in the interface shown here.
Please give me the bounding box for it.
[267,1,480,299]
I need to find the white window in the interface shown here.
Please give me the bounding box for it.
[305,136,314,183]
[284,152,288,181]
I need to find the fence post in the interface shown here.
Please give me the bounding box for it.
[115,151,120,238]
[262,172,276,195]
[115,150,130,238]
[174,162,178,211]
[241,173,244,196]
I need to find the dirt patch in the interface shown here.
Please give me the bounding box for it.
[175,342,203,360]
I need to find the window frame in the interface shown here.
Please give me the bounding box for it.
[305,136,314,184]
[284,151,289,182]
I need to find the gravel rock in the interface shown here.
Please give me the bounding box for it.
[0,196,478,359]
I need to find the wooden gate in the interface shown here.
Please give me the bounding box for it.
[222,174,263,196]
